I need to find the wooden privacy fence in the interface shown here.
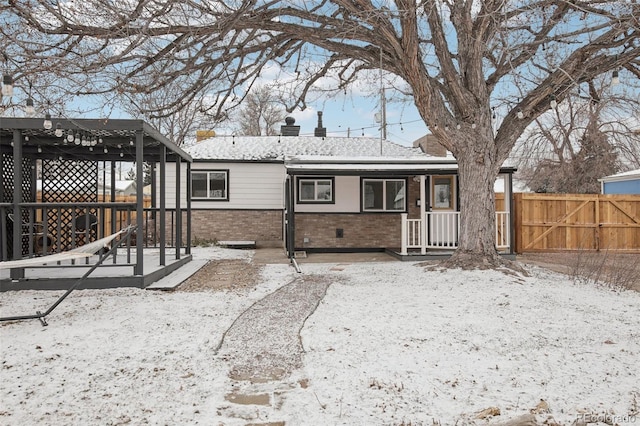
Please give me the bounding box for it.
[514,193,640,252]
[35,193,152,233]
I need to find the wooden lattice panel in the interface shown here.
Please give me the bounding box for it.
[42,159,99,250]
[2,154,35,257]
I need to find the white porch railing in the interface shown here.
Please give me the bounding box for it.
[400,211,511,255]
[495,211,510,250]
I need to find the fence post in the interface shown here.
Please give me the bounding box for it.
[514,193,523,254]
[595,194,600,251]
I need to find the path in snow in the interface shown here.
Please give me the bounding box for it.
[217,275,332,380]
[215,274,334,424]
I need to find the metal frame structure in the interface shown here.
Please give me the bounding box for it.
[0,117,193,290]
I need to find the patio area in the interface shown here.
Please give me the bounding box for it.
[1,117,193,290]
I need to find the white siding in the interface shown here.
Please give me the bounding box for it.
[295,176,361,213]
[157,162,286,209]
[154,162,189,209]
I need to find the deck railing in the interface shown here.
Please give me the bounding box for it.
[400,211,511,255]
[1,203,182,262]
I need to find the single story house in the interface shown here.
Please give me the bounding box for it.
[164,115,516,258]
[599,169,640,194]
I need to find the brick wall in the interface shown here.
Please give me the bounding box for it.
[191,209,283,246]
[407,178,421,219]
[293,179,422,250]
[295,213,402,249]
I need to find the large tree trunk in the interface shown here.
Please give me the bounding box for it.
[442,139,507,269]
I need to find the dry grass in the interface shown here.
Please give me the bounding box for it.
[177,259,262,292]
[519,251,640,292]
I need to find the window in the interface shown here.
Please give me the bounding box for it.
[362,178,406,212]
[297,178,334,203]
[432,176,454,209]
[191,170,228,201]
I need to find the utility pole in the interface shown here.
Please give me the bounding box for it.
[379,47,387,155]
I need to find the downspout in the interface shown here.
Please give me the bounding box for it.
[286,173,301,273]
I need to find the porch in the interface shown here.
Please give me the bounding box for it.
[285,160,516,258]
[397,210,513,260]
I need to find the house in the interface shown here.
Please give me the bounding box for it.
[171,114,516,258]
[100,180,137,196]
[599,169,640,194]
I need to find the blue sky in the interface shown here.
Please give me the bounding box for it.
[289,96,429,147]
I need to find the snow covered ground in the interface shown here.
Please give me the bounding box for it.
[1,247,639,425]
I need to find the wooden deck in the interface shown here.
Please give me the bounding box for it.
[0,248,192,291]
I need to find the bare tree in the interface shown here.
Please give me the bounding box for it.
[119,88,217,146]
[515,78,639,193]
[2,1,639,268]
[232,85,287,136]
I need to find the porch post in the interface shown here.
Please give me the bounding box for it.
[507,172,515,255]
[10,130,25,279]
[400,213,408,255]
[159,145,166,265]
[175,156,182,260]
[135,130,144,276]
[420,175,426,255]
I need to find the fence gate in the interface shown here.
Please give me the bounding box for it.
[514,193,640,252]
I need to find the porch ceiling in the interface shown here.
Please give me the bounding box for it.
[0,117,192,163]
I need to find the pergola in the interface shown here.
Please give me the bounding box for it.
[0,117,193,290]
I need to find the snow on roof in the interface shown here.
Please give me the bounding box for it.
[102,181,136,191]
[184,135,427,161]
[286,162,459,173]
[598,168,640,182]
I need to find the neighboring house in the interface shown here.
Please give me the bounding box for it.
[164,115,516,258]
[100,180,137,196]
[599,169,640,194]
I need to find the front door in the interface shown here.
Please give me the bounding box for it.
[429,175,458,247]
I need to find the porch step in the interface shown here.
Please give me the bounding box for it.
[145,259,208,290]
[217,240,257,249]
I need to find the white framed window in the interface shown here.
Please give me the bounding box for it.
[191,170,229,201]
[362,178,406,212]
[297,177,334,203]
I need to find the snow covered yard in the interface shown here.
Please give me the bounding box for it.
[1,247,639,425]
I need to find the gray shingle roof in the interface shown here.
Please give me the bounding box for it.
[184,136,426,161]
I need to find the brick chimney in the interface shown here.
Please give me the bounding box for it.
[280,116,300,136]
[196,130,216,142]
[314,111,326,137]
[413,134,447,157]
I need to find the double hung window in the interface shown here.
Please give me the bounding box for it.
[362,178,406,212]
[298,178,334,203]
[191,170,229,201]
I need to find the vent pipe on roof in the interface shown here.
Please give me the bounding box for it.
[280,116,300,136]
[314,111,326,137]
